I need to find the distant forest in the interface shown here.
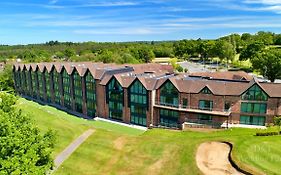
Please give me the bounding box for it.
[1,31,281,81]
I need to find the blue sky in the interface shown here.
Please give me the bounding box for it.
[1,0,281,45]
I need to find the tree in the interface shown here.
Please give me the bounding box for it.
[239,42,265,61]
[274,34,281,45]
[95,49,114,63]
[273,116,281,132]
[0,92,56,174]
[173,40,198,59]
[0,64,14,92]
[254,31,274,45]
[64,49,76,60]
[215,40,235,65]
[252,49,281,82]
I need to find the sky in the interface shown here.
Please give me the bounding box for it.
[1,0,281,45]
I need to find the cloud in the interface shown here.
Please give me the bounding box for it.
[74,28,157,35]
[49,0,59,4]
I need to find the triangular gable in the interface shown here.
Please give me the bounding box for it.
[240,82,269,98]
[158,78,180,93]
[199,86,213,94]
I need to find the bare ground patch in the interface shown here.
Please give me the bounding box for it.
[196,142,243,175]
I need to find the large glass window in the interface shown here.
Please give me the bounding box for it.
[199,100,213,111]
[129,80,147,126]
[242,85,268,101]
[37,71,46,101]
[13,70,22,91]
[31,70,38,98]
[85,72,96,117]
[21,69,27,95]
[160,81,179,107]
[27,71,33,96]
[159,109,179,128]
[44,71,52,103]
[240,115,265,126]
[107,78,123,121]
[62,69,72,110]
[73,71,83,113]
[52,70,61,105]
[241,102,267,114]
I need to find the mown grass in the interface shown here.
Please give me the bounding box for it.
[17,98,281,175]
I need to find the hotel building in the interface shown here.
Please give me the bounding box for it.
[13,62,281,129]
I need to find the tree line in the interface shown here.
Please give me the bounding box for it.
[1,31,281,81]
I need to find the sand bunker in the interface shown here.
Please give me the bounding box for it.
[196,142,244,175]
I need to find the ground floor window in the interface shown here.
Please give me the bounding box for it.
[130,104,147,126]
[64,95,72,110]
[75,97,83,113]
[198,114,212,121]
[240,115,265,126]
[109,101,123,121]
[87,101,96,118]
[159,109,179,128]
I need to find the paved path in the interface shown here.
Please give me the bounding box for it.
[196,142,244,175]
[50,129,95,174]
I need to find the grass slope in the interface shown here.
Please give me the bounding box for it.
[17,98,281,175]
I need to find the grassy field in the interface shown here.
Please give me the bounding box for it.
[17,98,281,175]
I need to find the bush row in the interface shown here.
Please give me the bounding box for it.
[255,131,280,136]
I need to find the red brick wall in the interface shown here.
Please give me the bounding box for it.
[123,88,130,124]
[96,80,108,118]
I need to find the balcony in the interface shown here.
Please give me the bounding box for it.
[154,102,231,116]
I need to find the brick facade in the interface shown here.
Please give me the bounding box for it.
[13,62,281,129]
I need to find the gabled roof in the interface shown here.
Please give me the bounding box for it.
[53,63,63,73]
[38,64,46,72]
[45,63,54,73]
[30,63,38,71]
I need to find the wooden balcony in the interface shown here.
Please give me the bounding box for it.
[154,102,231,116]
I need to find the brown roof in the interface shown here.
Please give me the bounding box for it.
[190,71,253,81]
[12,62,281,97]
[260,82,281,97]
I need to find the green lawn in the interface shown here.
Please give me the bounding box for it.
[17,98,281,175]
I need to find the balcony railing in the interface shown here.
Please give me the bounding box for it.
[184,119,223,129]
[154,101,231,116]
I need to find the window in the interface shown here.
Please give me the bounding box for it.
[159,109,179,128]
[201,87,211,94]
[160,81,179,107]
[37,71,46,101]
[199,100,213,111]
[62,69,72,110]
[242,85,268,101]
[52,70,61,105]
[241,102,267,114]
[44,71,52,103]
[21,69,27,95]
[198,114,212,121]
[31,71,38,98]
[224,102,231,111]
[107,78,123,121]
[182,98,188,108]
[85,72,96,117]
[129,80,147,126]
[240,116,265,126]
[73,71,83,113]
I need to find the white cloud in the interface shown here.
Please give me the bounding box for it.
[49,0,59,4]
[74,28,157,35]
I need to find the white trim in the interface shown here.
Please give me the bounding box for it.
[94,117,148,131]
[221,123,266,129]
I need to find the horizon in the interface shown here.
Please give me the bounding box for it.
[1,0,281,45]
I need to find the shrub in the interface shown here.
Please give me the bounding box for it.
[255,132,279,136]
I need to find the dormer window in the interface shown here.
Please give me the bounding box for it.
[201,87,211,94]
